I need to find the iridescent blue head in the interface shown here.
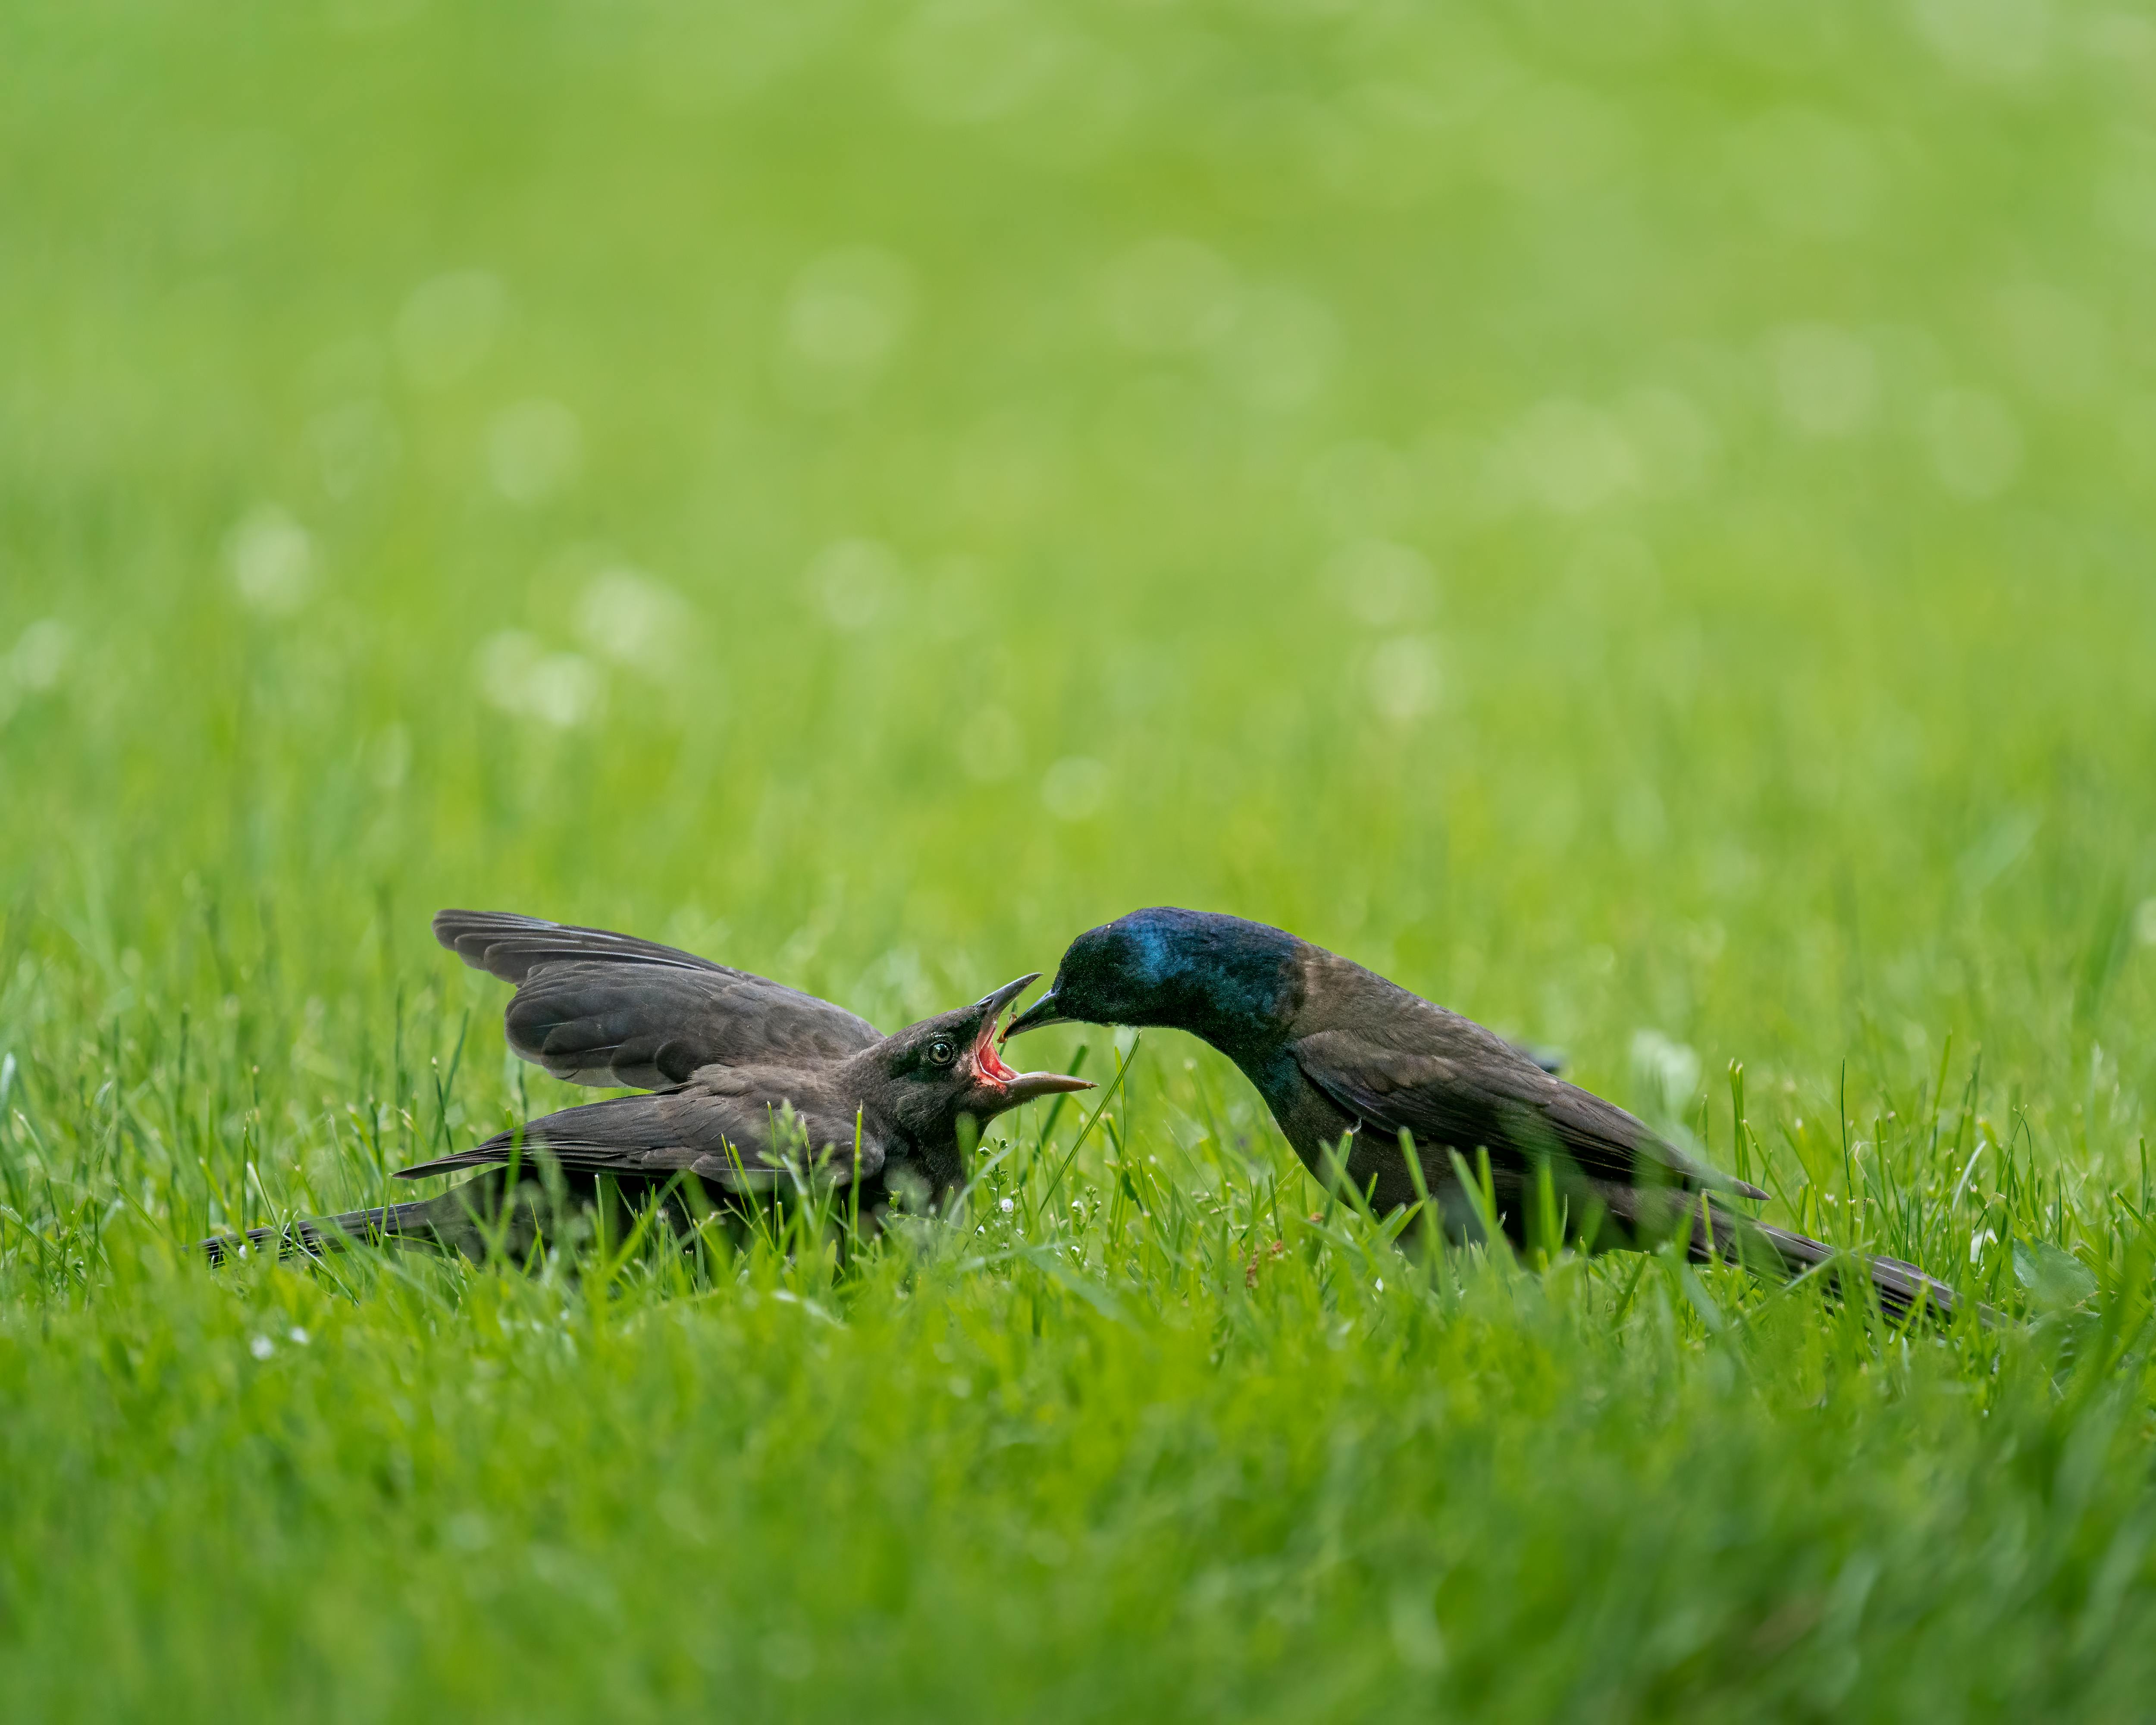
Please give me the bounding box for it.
[1002,908,1303,1055]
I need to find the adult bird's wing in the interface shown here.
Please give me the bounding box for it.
[1291,1018,1765,1200]
[394,1079,890,1191]
[434,910,881,1089]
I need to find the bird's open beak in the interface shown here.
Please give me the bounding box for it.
[975,973,1042,1021]
[1000,988,1069,1041]
[1002,1067,1094,1101]
[969,976,1091,1099]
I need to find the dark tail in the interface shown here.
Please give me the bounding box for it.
[1698,1205,1977,1324]
[199,1199,444,1266]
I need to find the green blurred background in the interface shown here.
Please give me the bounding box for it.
[8,0,2156,1103]
[5,2,2156,1716]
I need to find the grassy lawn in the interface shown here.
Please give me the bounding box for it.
[5,1,2156,1717]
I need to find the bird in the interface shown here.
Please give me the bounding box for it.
[1002,906,1964,1320]
[201,910,1091,1263]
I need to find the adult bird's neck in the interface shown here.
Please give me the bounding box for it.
[1173,1000,1292,1067]
[1143,935,1304,1066]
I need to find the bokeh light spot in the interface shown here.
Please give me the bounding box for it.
[1040,756,1109,820]
[487,400,583,505]
[395,270,505,388]
[226,506,315,614]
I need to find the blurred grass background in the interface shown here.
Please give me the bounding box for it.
[4,0,2156,1718]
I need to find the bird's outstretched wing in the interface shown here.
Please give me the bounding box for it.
[394,1082,890,1191]
[434,910,882,1089]
[1291,1019,1765,1200]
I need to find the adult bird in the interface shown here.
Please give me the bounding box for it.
[203,910,1090,1263]
[1003,906,1961,1320]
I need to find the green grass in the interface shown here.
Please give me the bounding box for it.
[6,0,2156,1716]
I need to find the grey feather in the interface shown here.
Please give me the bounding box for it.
[434,909,881,1088]
[395,1082,890,1190]
[1291,1019,1768,1203]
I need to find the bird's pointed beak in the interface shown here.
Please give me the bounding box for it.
[1000,988,1069,1041]
[1002,1067,1094,1102]
[975,973,1042,1022]
[966,976,1092,1101]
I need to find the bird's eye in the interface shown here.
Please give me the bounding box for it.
[926,1039,956,1067]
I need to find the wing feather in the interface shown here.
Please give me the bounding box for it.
[434,910,882,1088]
[394,1088,889,1190]
[1291,1024,1763,1199]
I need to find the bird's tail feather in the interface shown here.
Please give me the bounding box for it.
[1581,1182,1973,1323]
[1696,1206,1972,1324]
[199,1199,444,1265]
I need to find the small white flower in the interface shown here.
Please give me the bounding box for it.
[999,1197,1015,1214]
[249,1336,275,1360]
[288,1327,310,1346]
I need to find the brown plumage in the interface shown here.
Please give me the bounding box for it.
[202,910,1088,1263]
[1004,907,1968,1322]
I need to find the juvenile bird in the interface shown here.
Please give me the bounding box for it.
[203,910,1090,1262]
[1003,906,1961,1320]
